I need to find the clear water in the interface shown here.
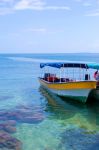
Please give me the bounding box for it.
[0,53,99,150]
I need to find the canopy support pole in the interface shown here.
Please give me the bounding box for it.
[60,68,61,83]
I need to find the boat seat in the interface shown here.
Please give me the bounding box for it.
[61,78,69,82]
[47,76,59,82]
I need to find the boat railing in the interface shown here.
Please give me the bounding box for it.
[41,76,76,83]
[41,72,93,83]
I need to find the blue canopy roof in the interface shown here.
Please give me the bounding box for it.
[40,62,88,69]
[40,62,99,69]
[40,63,63,68]
[87,63,99,69]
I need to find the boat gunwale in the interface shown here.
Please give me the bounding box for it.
[39,77,96,85]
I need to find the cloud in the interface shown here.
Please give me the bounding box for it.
[0,0,71,15]
[74,0,99,7]
[14,0,70,11]
[86,9,99,16]
[74,0,92,6]
[74,0,99,16]
[14,0,46,10]
[43,6,70,10]
[86,12,99,16]
[26,27,64,34]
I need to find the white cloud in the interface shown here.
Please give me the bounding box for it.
[14,0,70,11]
[14,0,46,10]
[86,9,99,16]
[43,6,70,10]
[74,0,92,6]
[86,12,99,16]
[0,0,71,15]
[74,0,99,16]
[74,0,99,7]
[26,28,64,34]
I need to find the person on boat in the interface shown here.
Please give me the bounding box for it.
[94,70,99,80]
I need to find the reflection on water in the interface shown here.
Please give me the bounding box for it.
[39,86,99,150]
[39,86,99,131]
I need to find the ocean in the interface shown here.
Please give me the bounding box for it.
[0,53,99,150]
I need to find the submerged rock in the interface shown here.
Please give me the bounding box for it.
[4,125,16,134]
[0,104,45,150]
[0,105,44,124]
[0,120,16,134]
[0,131,22,150]
[5,120,16,126]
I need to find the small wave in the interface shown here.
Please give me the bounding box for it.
[8,56,95,64]
[8,57,67,63]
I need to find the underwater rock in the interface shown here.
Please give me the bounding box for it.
[0,111,11,121]
[0,124,4,130]
[3,125,16,134]
[5,120,16,126]
[0,120,16,134]
[0,105,44,124]
[0,120,16,127]
[0,131,22,150]
[0,115,8,121]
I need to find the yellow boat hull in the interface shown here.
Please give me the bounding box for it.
[39,78,96,103]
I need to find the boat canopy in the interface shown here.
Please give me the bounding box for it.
[40,62,99,70]
[40,63,88,69]
[87,63,99,70]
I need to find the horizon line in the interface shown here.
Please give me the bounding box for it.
[0,52,99,54]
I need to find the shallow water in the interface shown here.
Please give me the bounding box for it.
[0,53,99,150]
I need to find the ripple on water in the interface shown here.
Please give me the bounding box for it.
[59,128,99,150]
[0,95,14,101]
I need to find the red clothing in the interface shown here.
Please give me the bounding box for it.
[94,71,98,79]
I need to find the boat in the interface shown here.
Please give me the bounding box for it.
[39,62,99,103]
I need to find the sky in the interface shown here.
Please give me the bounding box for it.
[0,0,99,53]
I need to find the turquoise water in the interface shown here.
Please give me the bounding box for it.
[0,53,99,150]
